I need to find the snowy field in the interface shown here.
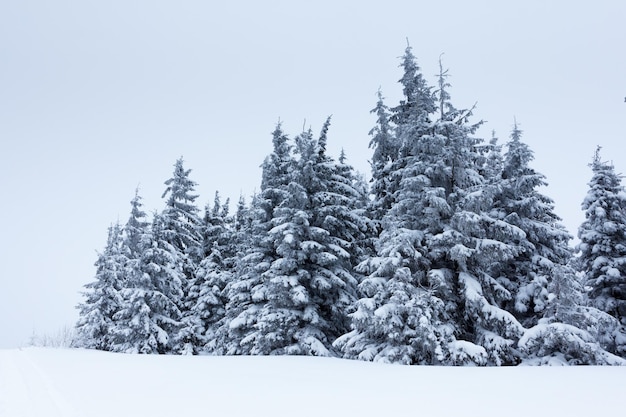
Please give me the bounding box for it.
[0,348,623,417]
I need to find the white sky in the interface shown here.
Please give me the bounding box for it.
[1,1,625,348]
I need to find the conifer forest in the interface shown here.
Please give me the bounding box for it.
[74,46,626,365]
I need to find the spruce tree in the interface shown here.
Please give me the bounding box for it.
[337,52,452,364]
[188,192,233,353]
[249,120,365,355]
[514,147,623,364]
[124,188,150,260]
[159,157,203,352]
[74,223,126,350]
[160,157,203,270]
[220,120,368,355]
[338,53,525,365]
[491,123,572,328]
[518,264,624,365]
[230,194,254,263]
[217,124,295,354]
[577,147,626,355]
[110,213,185,354]
[368,89,398,224]
[420,62,525,365]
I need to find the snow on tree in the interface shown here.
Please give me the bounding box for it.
[219,119,369,356]
[368,89,399,224]
[216,124,295,354]
[229,194,255,263]
[338,53,526,365]
[124,188,150,260]
[576,147,626,356]
[490,123,573,328]
[479,131,504,186]
[159,157,203,353]
[74,43,626,365]
[240,120,366,355]
[424,62,526,365]
[325,142,373,278]
[160,157,203,269]
[74,223,126,350]
[110,213,185,354]
[519,265,625,365]
[187,192,234,353]
[391,44,436,129]
[336,54,452,363]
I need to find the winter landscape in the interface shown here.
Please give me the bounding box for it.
[2,1,626,415]
[66,44,626,366]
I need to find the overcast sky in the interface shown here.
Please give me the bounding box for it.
[1,1,625,348]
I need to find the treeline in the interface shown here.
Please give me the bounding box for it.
[74,46,626,365]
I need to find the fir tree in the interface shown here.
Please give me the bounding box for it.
[124,188,150,260]
[231,194,254,261]
[368,89,398,223]
[491,123,572,328]
[391,44,436,129]
[188,192,233,353]
[421,62,524,365]
[217,124,295,354]
[221,120,368,355]
[159,157,203,352]
[110,214,185,354]
[515,147,624,364]
[249,120,364,355]
[337,51,449,364]
[519,264,624,365]
[74,223,126,350]
[338,53,525,365]
[160,157,203,268]
[577,147,626,355]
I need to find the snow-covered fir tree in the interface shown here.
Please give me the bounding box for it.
[110,212,185,354]
[187,192,234,353]
[337,52,526,365]
[491,135,623,365]
[74,223,126,350]
[518,264,624,365]
[576,147,626,356]
[124,188,150,260]
[368,89,399,224]
[323,131,373,278]
[160,157,203,276]
[490,123,572,328]
[255,120,368,354]
[216,124,295,354]
[219,120,369,355]
[159,157,203,353]
[230,194,255,263]
[432,67,531,365]
[336,54,452,363]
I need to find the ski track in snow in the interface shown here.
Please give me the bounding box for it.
[0,349,78,417]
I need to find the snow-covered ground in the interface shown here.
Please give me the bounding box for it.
[0,347,623,417]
